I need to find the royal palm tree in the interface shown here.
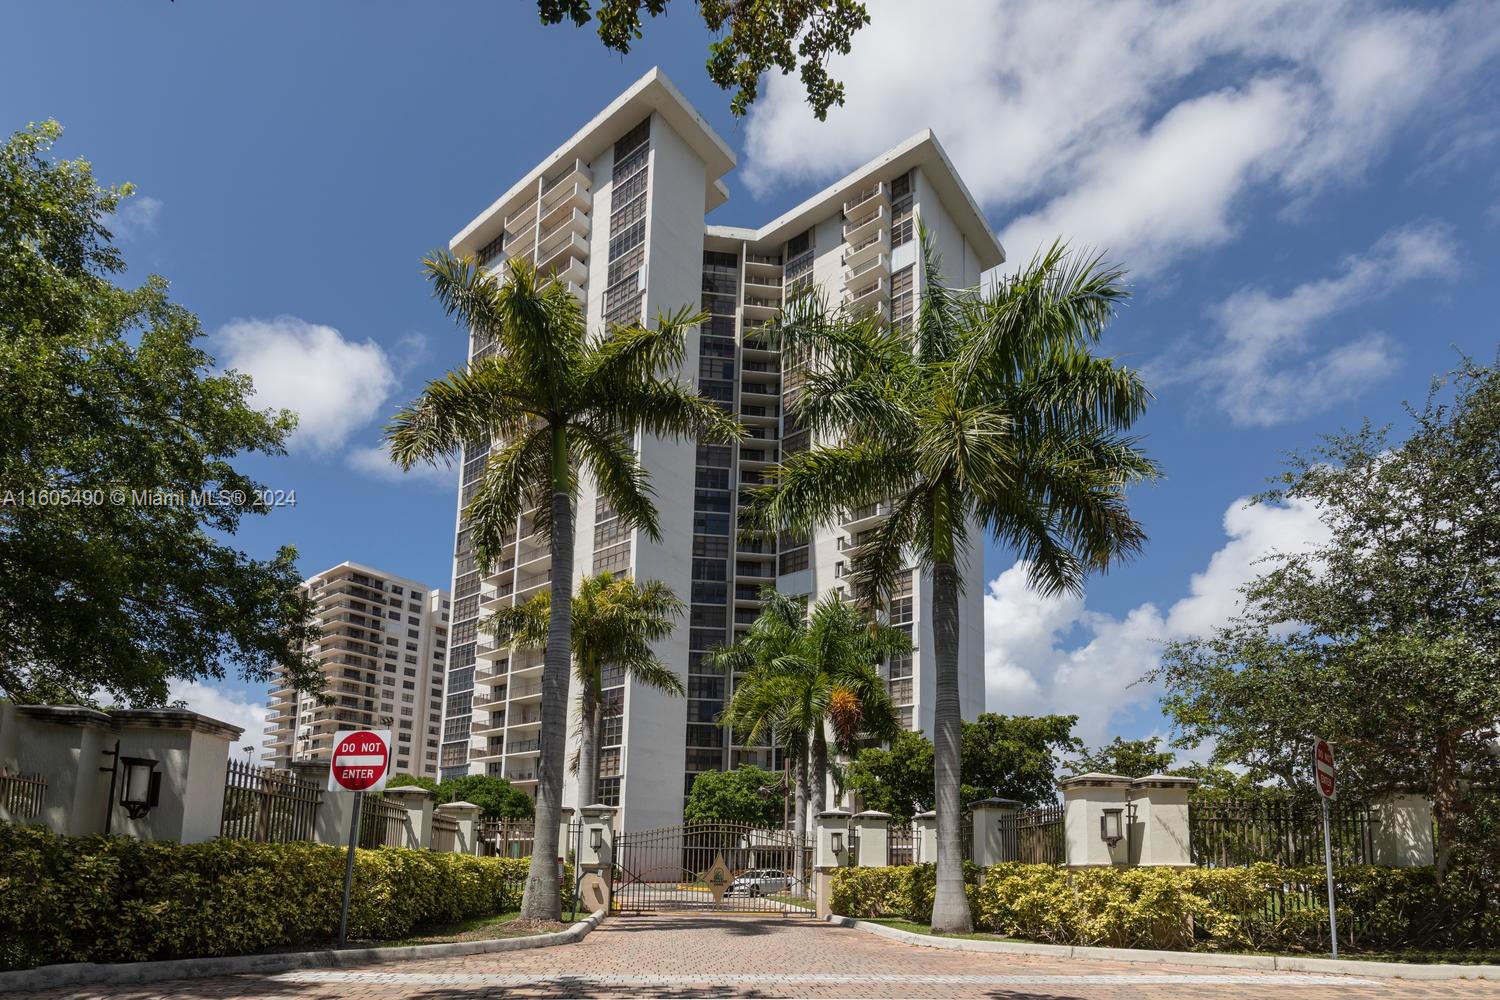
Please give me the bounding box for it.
[746,235,1157,932]
[487,571,685,804]
[388,255,740,921]
[714,589,906,891]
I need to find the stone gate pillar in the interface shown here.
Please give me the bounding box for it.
[384,785,434,849]
[912,810,937,865]
[970,797,1022,868]
[813,809,851,918]
[852,810,890,867]
[1060,773,1133,867]
[436,800,482,854]
[1372,793,1435,867]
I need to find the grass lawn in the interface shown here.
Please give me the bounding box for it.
[769,893,816,911]
[377,911,563,947]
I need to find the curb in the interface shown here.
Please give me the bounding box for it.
[827,915,1499,981]
[0,908,607,995]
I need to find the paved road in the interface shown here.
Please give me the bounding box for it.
[39,914,1500,999]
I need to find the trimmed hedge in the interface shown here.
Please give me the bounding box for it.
[831,862,1500,954]
[0,823,563,971]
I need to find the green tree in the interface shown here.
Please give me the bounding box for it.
[388,254,738,921]
[684,765,786,827]
[440,773,535,820]
[487,571,684,804]
[385,774,442,796]
[0,121,318,707]
[748,235,1156,932]
[846,715,1080,819]
[536,0,870,119]
[1152,359,1500,878]
[1068,736,1177,778]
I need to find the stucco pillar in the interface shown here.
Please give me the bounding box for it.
[813,809,851,918]
[294,759,355,847]
[557,806,576,863]
[1372,793,1435,867]
[912,810,937,865]
[579,803,616,871]
[436,800,482,854]
[1128,774,1197,867]
[1060,773,1133,867]
[970,797,1022,868]
[383,785,434,849]
[852,810,890,867]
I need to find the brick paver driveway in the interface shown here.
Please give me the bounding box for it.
[40,914,1500,999]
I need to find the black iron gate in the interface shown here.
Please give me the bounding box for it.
[611,822,814,915]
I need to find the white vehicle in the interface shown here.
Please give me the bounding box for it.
[727,868,791,897]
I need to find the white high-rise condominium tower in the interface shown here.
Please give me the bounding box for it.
[264,562,450,779]
[439,69,998,833]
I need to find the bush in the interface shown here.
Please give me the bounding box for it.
[831,862,1500,954]
[0,824,552,971]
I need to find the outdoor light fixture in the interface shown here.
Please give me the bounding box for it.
[1100,808,1125,848]
[119,757,161,819]
[590,827,603,852]
[831,830,845,856]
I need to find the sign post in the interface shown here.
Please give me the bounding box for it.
[1312,737,1339,959]
[328,728,391,948]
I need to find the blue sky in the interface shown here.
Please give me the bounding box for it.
[4,1,1496,751]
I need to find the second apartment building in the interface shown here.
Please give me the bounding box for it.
[439,69,999,833]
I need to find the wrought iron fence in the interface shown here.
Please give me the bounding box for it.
[0,770,47,818]
[996,804,1066,865]
[888,823,914,866]
[1190,796,1377,867]
[479,817,536,857]
[431,813,460,853]
[219,759,320,843]
[358,794,409,849]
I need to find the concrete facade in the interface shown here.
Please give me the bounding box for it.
[439,68,1002,834]
[264,561,450,779]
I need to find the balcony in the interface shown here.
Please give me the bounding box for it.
[842,503,890,530]
[844,252,890,285]
[842,181,889,217]
[842,205,887,245]
[741,294,782,318]
[504,198,539,235]
[537,208,590,260]
[542,158,591,204]
[507,738,541,755]
[842,228,889,271]
[743,273,781,290]
[539,176,590,219]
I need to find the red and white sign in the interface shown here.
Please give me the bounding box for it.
[328,729,391,792]
[1312,737,1336,800]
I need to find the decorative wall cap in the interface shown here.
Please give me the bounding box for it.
[110,708,245,741]
[1058,772,1133,790]
[969,797,1023,809]
[580,803,617,817]
[852,810,892,820]
[383,785,435,800]
[16,704,113,728]
[912,810,937,820]
[436,800,481,814]
[815,809,852,820]
[557,806,575,816]
[1130,773,1199,789]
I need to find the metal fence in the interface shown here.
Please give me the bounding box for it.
[219,759,321,843]
[995,804,1066,865]
[431,812,460,853]
[1190,796,1377,867]
[358,794,409,849]
[479,817,537,857]
[888,823,914,866]
[0,770,47,818]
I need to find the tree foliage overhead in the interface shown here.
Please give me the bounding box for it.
[387,772,534,820]
[1067,736,1177,778]
[684,765,786,827]
[536,0,870,119]
[1151,358,1500,876]
[845,714,1081,820]
[0,121,318,707]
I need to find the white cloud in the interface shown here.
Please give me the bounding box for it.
[1157,221,1457,426]
[169,679,267,752]
[347,442,457,488]
[741,0,1499,276]
[215,316,398,453]
[108,195,161,240]
[984,495,1328,747]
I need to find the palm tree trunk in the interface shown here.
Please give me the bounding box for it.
[929,557,972,933]
[810,724,828,816]
[576,687,600,807]
[793,736,809,896]
[521,426,574,922]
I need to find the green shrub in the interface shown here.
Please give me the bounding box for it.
[0,823,555,971]
[831,861,1499,954]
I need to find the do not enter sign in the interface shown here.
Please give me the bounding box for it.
[1312,737,1336,800]
[328,729,391,792]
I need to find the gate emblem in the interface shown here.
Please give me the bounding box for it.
[703,852,733,902]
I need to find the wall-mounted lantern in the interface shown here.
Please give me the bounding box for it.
[1100,807,1124,848]
[119,757,161,819]
[590,826,604,852]
[831,830,845,857]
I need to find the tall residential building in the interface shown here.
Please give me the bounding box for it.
[264,562,450,779]
[439,68,998,833]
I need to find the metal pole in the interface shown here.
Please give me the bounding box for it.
[1321,797,1338,959]
[570,815,583,922]
[337,791,363,948]
[101,740,121,835]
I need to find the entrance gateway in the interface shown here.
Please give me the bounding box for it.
[610,822,814,915]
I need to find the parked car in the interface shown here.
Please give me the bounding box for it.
[727,868,791,897]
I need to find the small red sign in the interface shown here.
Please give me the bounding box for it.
[1312,738,1336,800]
[329,729,391,792]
